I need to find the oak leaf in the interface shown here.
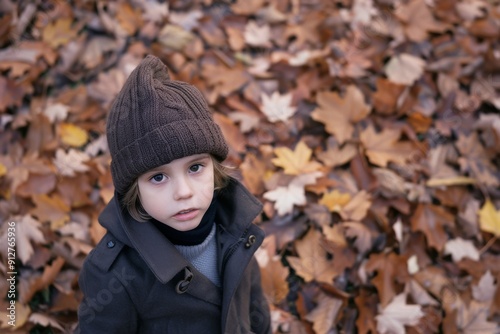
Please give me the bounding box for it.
[287,228,340,284]
[311,85,371,144]
[478,199,500,236]
[360,125,415,167]
[375,292,424,334]
[260,91,297,123]
[271,141,322,175]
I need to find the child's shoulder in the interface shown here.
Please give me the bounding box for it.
[84,231,126,273]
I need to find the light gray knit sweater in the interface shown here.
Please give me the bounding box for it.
[174,224,220,287]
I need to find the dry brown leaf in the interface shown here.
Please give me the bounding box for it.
[256,235,289,304]
[360,125,415,167]
[287,228,341,284]
[384,53,426,86]
[410,203,455,251]
[42,18,80,48]
[30,194,70,229]
[311,86,371,144]
[395,0,448,41]
[375,292,424,334]
[305,292,343,334]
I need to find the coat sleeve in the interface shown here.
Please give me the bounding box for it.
[76,258,139,333]
[249,257,272,334]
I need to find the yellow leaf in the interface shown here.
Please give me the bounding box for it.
[319,190,351,212]
[479,199,500,236]
[426,176,477,187]
[272,141,322,175]
[0,162,6,177]
[42,18,80,48]
[59,123,88,147]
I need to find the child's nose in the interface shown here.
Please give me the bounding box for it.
[173,176,194,200]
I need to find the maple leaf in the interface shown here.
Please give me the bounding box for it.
[244,20,272,47]
[311,85,371,144]
[384,53,426,86]
[305,292,343,334]
[395,0,448,42]
[375,292,424,334]
[343,222,373,254]
[340,190,372,221]
[30,194,70,229]
[317,137,357,168]
[263,172,322,216]
[319,189,351,213]
[478,199,500,236]
[271,141,322,175]
[410,203,455,251]
[260,91,297,123]
[8,215,45,264]
[53,148,90,177]
[366,252,410,307]
[360,125,415,167]
[449,298,500,333]
[444,237,480,262]
[287,228,340,284]
[228,111,260,133]
[472,271,497,303]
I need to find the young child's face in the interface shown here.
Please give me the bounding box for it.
[137,153,215,231]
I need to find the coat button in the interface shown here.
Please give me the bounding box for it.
[245,235,256,248]
[176,267,193,294]
[107,240,115,248]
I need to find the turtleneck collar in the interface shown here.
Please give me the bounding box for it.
[152,196,218,246]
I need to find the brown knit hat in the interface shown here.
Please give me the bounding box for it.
[106,55,228,195]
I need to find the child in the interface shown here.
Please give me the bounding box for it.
[76,55,271,333]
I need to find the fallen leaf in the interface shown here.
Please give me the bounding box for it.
[375,292,424,334]
[287,228,341,284]
[343,221,373,254]
[28,312,64,331]
[444,237,480,262]
[395,0,448,41]
[366,252,410,307]
[116,2,143,36]
[7,215,45,264]
[260,91,297,123]
[340,190,372,221]
[158,24,195,51]
[305,292,343,334]
[478,199,500,236]
[271,141,322,175]
[264,172,322,216]
[30,194,70,229]
[384,53,426,86]
[58,122,88,147]
[244,20,272,47]
[472,271,497,303]
[410,203,455,251]
[53,148,90,177]
[311,85,371,144]
[256,235,289,304]
[317,137,357,168]
[42,18,80,48]
[319,189,351,213]
[360,125,415,167]
[43,103,69,122]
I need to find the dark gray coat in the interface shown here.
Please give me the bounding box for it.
[76,179,271,333]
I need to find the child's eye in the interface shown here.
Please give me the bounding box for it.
[189,164,203,173]
[150,174,165,183]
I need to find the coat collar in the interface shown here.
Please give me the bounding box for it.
[98,178,263,284]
